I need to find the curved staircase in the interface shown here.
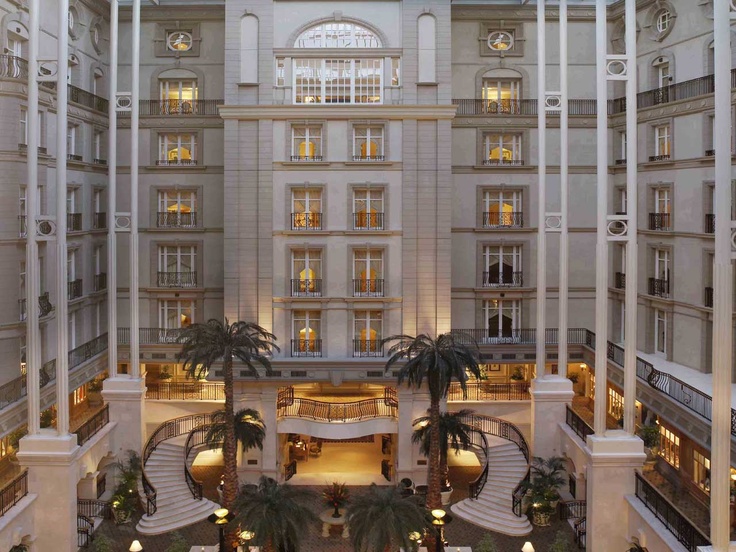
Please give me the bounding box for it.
[136,415,220,535]
[450,415,532,536]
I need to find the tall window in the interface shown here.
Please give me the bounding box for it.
[657,61,671,88]
[159,80,198,114]
[483,245,522,287]
[619,131,627,162]
[484,134,523,165]
[291,189,322,230]
[659,423,680,468]
[19,261,26,321]
[158,134,196,165]
[607,388,624,420]
[291,126,322,161]
[654,124,671,158]
[67,124,78,156]
[655,308,667,356]
[654,188,671,227]
[353,189,384,230]
[353,249,383,296]
[483,190,522,227]
[157,190,197,227]
[19,187,26,237]
[67,249,76,283]
[20,108,27,145]
[93,130,104,161]
[291,249,322,296]
[352,125,384,160]
[481,79,520,114]
[693,450,710,493]
[158,299,194,329]
[158,245,197,287]
[482,299,521,343]
[655,249,670,283]
[354,310,382,354]
[292,310,321,354]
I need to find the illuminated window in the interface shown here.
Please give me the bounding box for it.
[353,189,384,230]
[291,249,322,296]
[354,310,382,354]
[291,126,322,161]
[157,190,197,227]
[291,189,322,230]
[608,387,624,420]
[159,80,198,113]
[693,450,710,494]
[73,385,86,406]
[158,134,196,165]
[296,22,381,48]
[158,300,194,329]
[482,79,520,113]
[167,31,193,52]
[353,249,383,296]
[483,133,523,165]
[483,190,522,228]
[487,30,514,52]
[352,125,384,160]
[293,310,321,353]
[294,58,383,104]
[659,423,680,468]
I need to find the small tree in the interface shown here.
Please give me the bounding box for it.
[204,408,267,453]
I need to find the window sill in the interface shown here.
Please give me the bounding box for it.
[473,164,528,170]
[146,164,208,171]
[344,160,393,166]
[280,161,330,166]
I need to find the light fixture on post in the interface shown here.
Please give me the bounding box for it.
[522,542,535,552]
[129,541,143,552]
[239,529,255,550]
[208,507,235,552]
[430,508,452,552]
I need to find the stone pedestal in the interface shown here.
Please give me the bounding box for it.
[102,377,146,456]
[16,433,80,552]
[530,375,574,458]
[585,432,645,552]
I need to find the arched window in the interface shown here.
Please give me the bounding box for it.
[6,22,28,78]
[158,68,198,114]
[481,68,522,114]
[296,22,381,48]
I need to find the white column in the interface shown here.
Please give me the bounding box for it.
[129,0,141,378]
[710,0,733,548]
[107,0,118,378]
[55,0,71,437]
[622,0,639,436]
[25,0,41,435]
[593,0,609,436]
[535,0,547,379]
[558,0,569,378]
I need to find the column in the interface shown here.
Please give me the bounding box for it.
[107,0,118,378]
[255,387,280,482]
[396,387,428,484]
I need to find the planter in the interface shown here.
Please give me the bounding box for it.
[532,510,552,526]
[113,508,132,525]
[440,488,453,505]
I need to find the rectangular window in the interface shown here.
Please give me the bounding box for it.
[481,79,520,114]
[159,80,198,102]
[619,131,627,162]
[607,387,624,420]
[157,190,197,227]
[291,126,322,161]
[93,130,104,162]
[291,249,322,296]
[19,261,26,321]
[293,58,383,104]
[482,245,522,287]
[67,249,76,283]
[482,299,521,343]
[292,310,321,356]
[390,58,401,86]
[275,58,285,87]
[693,450,711,494]
[354,310,382,356]
[353,249,384,297]
[483,133,523,165]
[482,190,522,227]
[650,188,671,231]
[68,311,76,349]
[19,187,26,237]
[158,299,194,329]
[659,424,680,468]
[20,108,27,145]
[73,385,86,406]
[158,245,197,287]
[67,124,78,156]
[352,125,384,161]
[158,133,197,165]
[655,308,668,355]
[654,124,671,158]
[353,189,384,230]
[291,189,322,229]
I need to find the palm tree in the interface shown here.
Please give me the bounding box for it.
[346,484,430,552]
[382,333,481,512]
[412,409,476,491]
[233,476,317,552]
[176,319,279,513]
[204,408,267,453]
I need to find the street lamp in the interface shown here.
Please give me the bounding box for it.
[522,543,535,552]
[208,507,235,552]
[129,541,143,552]
[239,530,255,551]
[430,508,452,552]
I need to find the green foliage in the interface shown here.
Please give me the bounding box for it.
[474,534,500,552]
[40,408,54,428]
[8,426,28,451]
[234,476,318,552]
[510,366,525,380]
[567,373,579,384]
[204,408,266,452]
[9,545,28,552]
[110,450,142,519]
[548,530,572,552]
[322,481,350,510]
[87,375,106,393]
[638,424,661,449]
[520,456,567,514]
[346,484,430,552]
[165,532,190,552]
[157,366,173,380]
[90,535,114,552]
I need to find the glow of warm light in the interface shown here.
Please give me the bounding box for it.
[408,532,421,541]
[431,509,446,520]
[214,508,229,520]
[731,473,736,481]
[521,543,535,552]
[240,530,255,541]
[129,541,143,552]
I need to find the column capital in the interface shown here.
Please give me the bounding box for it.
[101,376,146,402]
[16,432,79,466]
[530,375,574,402]
[586,433,646,467]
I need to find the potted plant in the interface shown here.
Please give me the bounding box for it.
[520,456,567,526]
[109,450,141,525]
[638,424,660,470]
[322,481,350,518]
[87,376,105,407]
[7,427,27,462]
[510,366,525,381]
[158,366,173,380]
[40,408,55,429]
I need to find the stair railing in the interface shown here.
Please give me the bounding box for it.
[184,423,219,500]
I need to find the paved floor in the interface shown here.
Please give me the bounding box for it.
[93,465,577,551]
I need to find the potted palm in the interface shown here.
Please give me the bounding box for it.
[322,481,350,518]
[109,450,141,525]
[520,456,567,526]
[87,376,105,407]
[157,366,173,380]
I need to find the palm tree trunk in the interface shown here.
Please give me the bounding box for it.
[440,448,449,489]
[424,398,442,551]
[222,351,239,549]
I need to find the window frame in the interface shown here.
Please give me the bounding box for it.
[351,123,385,161]
[290,124,323,161]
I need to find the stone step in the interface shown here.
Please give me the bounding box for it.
[136,498,221,535]
[451,499,532,537]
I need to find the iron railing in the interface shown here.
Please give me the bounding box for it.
[649,213,671,231]
[566,406,594,443]
[705,213,715,234]
[453,98,597,116]
[93,212,107,229]
[93,158,107,165]
[482,271,523,287]
[381,459,392,481]
[290,212,322,230]
[155,159,197,166]
[284,460,297,481]
[648,277,670,298]
[574,517,587,549]
[184,425,212,500]
[67,153,83,162]
[77,514,94,548]
[157,271,197,288]
[648,154,671,162]
[482,211,523,228]
[705,149,716,157]
[120,99,222,116]
[68,333,108,371]
[118,327,185,344]
[353,279,384,297]
[77,498,112,520]
[615,272,626,289]
[290,155,323,161]
[290,278,322,297]
[705,286,714,308]
[352,155,385,161]
[156,211,198,228]
[482,159,524,166]
[634,472,710,552]
[353,339,384,357]
[68,279,83,300]
[449,327,589,346]
[74,404,110,447]
[559,500,587,521]
[146,382,225,401]
[0,54,28,79]
[0,470,28,517]
[39,291,53,316]
[68,213,82,231]
[353,212,384,230]
[447,382,530,402]
[277,392,398,423]
[290,339,322,357]
[94,273,107,292]
[68,84,108,112]
[615,158,626,165]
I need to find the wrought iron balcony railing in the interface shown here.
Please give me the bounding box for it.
[157,271,197,288]
[156,212,197,228]
[482,211,523,228]
[68,279,83,300]
[648,212,671,231]
[353,339,384,357]
[39,292,53,317]
[648,278,670,298]
[614,158,626,165]
[67,153,83,162]
[353,212,384,230]
[290,279,322,297]
[453,98,598,116]
[705,213,715,234]
[0,54,28,79]
[705,149,715,157]
[352,155,385,161]
[614,272,626,290]
[155,159,198,166]
[291,339,322,357]
[648,154,671,162]
[93,212,106,229]
[290,212,322,230]
[94,273,107,292]
[482,159,524,166]
[67,213,82,231]
[290,155,323,161]
[93,158,107,165]
[74,404,110,447]
[482,271,523,287]
[353,279,384,297]
[123,99,222,116]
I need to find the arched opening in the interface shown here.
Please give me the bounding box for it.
[158,68,198,114]
[481,68,522,114]
[5,21,28,78]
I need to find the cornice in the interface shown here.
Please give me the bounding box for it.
[451,5,597,22]
[218,104,458,120]
[119,4,225,21]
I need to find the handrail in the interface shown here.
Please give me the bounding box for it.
[447,382,530,402]
[77,498,112,520]
[141,412,215,516]
[184,424,213,500]
[0,470,28,517]
[74,404,110,447]
[634,472,710,552]
[146,382,225,401]
[565,405,594,442]
[277,394,398,422]
[559,500,587,520]
[77,514,94,548]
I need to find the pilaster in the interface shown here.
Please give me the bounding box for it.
[259,387,279,482]
[530,375,574,458]
[102,377,146,455]
[397,387,429,483]
[584,433,645,552]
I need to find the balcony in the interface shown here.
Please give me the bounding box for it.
[157,271,197,288]
[68,279,83,301]
[482,211,523,228]
[67,153,83,162]
[131,99,222,116]
[705,149,716,157]
[157,212,197,228]
[0,470,28,518]
[614,272,626,290]
[93,212,106,230]
[648,213,671,231]
[351,155,385,161]
[94,273,107,292]
[614,159,626,165]
[18,143,47,155]
[453,98,598,116]
[290,212,322,230]
[39,292,53,317]
[291,279,322,297]
[290,155,323,162]
[118,327,185,344]
[482,271,523,287]
[74,404,110,447]
[648,154,671,162]
[353,212,384,231]
[353,279,384,297]
[648,278,670,298]
[155,159,198,166]
[291,339,322,357]
[93,158,107,165]
[705,213,715,234]
[353,339,384,357]
[482,159,524,166]
[67,84,109,112]
[67,213,82,232]
[705,286,713,308]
